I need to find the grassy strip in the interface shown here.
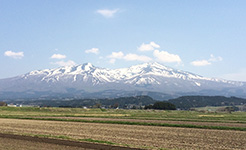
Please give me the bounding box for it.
[34,134,116,145]
[126,117,246,124]
[33,134,71,140]
[22,133,116,145]
[48,114,246,124]
[2,114,246,124]
[1,115,245,131]
[81,119,246,131]
[80,138,115,145]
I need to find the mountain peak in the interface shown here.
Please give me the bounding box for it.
[81,62,95,71]
[144,62,169,69]
[145,62,164,66]
[83,62,93,67]
[0,62,245,99]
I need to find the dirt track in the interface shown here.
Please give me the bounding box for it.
[0,118,245,150]
[38,116,246,128]
[0,133,141,150]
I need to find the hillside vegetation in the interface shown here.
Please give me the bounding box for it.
[168,96,246,110]
[13,96,156,108]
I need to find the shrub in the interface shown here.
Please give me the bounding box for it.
[0,102,7,106]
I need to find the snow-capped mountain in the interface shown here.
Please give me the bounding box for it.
[0,62,245,100]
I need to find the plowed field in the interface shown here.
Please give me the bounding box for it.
[0,118,245,150]
[0,133,139,150]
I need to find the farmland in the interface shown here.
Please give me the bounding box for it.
[0,107,246,149]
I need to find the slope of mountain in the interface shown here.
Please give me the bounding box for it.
[0,62,245,100]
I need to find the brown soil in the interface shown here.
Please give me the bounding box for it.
[0,133,141,150]
[38,116,246,128]
[0,118,245,150]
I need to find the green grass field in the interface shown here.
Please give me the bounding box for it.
[0,106,246,122]
[0,106,246,126]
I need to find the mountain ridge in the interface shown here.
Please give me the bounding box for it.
[0,62,245,100]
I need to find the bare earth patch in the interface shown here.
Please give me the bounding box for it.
[0,136,89,150]
[0,118,245,149]
[0,133,139,150]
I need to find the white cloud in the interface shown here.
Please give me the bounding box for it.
[108,51,124,59]
[138,42,160,51]
[109,59,116,64]
[4,51,24,59]
[108,51,124,64]
[124,53,152,62]
[85,48,99,55]
[52,60,76,66]
[153,50,182,63]
[50,54,66,59]
[191,54,222,67]
[190,60,211,66]
[209,54,223,62]
[97,9,119,18]
[107,51,152,63]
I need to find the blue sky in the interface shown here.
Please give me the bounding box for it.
[1,0,246,81]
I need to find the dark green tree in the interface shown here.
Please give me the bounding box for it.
[145,101,176,110]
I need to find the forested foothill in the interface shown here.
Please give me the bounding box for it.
[168,96,246,110]
[3,95,246,111]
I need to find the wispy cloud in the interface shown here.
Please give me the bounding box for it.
[191,54,222,67]
[153,50,182,63]
[85,48,99,55]
[108,51,124,63]
[50,54,66,59]
[109,59,116,64]
[138,42,160,51]
[52,60,76,66]
[190,60,211,66]
[4,51,24,59]
[97,9,119,18]
[124,53,152,62]
[108,51,124,59]
[208,54,223,62]
[108,51,152,64]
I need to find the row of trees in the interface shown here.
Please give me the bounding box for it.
[145,101,176,110]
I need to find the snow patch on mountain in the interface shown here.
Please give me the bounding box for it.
[20,62,242,87]
[1,62,245,100]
